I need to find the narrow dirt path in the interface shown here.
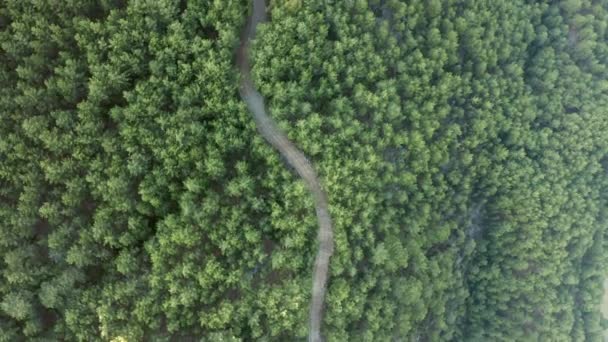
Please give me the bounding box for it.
[236,1,334,341]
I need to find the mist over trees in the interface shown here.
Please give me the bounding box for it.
[1,0,608,340]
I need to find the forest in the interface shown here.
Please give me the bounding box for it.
[1,0,608,340]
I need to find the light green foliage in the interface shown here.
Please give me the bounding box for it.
[1,0,608,340]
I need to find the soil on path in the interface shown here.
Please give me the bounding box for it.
[236,1,334,341]
[602,279,608,341]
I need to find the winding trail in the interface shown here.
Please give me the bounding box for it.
[236,1,334,341]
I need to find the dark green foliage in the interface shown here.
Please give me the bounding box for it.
[1,0,608,340]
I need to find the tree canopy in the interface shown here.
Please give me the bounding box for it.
[1,0,608,340]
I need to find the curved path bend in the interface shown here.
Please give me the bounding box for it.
[236,1,334,341]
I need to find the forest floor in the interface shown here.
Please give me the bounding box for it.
[236,1,334,341]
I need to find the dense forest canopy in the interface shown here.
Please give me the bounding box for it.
[1,0,608,340]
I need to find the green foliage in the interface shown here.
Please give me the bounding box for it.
[251,0,608,340]
[1,0,608,340]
